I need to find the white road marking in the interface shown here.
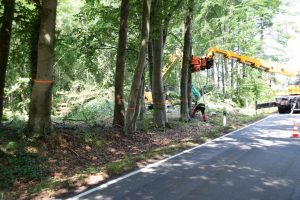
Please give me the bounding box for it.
[68,114,277,200]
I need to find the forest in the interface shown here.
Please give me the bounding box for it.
[0,0,299,199]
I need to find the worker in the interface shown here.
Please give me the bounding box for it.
[192,85,201,104]
[191,85,207,121]
[191,103,207,122]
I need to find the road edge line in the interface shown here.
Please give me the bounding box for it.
[68,114,276,200]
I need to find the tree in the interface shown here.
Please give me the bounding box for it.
[151,0,169,128]
[113,0,129,128]
[30,0,42,81]
[124,0,151,135]
[180,0,193,121]
[27,0,57,136]
[0,0,15,123]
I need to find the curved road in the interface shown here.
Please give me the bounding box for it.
[70,114,300,200]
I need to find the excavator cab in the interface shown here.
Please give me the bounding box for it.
[287,75,300,95]
[190,55,214,72]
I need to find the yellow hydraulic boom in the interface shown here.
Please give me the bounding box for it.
[206,47,294,77]
[190,47,295,77]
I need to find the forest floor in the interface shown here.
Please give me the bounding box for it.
[0,107,276,200]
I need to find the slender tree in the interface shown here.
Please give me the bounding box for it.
[0,0,15,123]
[124,0,151,135]
[113,0,129,128]
[180,0,193,121]
[27,0,57,136]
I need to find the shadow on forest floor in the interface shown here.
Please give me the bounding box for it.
[0,110,270,200]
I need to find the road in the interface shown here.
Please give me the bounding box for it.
[70,114,300,200]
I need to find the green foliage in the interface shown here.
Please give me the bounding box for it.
[105,155,135,175]
[66,98,114,126]
[82,132,105,149]
[0,152,49,188]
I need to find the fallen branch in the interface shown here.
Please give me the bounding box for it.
[66,147,93,162]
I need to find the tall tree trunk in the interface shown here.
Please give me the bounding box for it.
[0,0,15,123]
[224,57,228,91]
[221,58,225,96]
[211,62,215,84]
[188,68,192,113]
[30,1,42,82]
[217,59,220,89]
[27,0,57,137]
[139,67,146,121]
[180,0,192,121]
[230,59,234,89]
[148,41,153,90]
[124,0,151,135]
[151,0,167,127]
[113,0,129,128]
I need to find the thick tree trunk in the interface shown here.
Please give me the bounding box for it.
[113,0,129,128]
[0,0,15,123]
[30,1,42,81]
[27,0,57,137]
[180,0,192,121]
[148,41,153,90]
[188,68,192,114]
[139,69,146,121]
[151,0,167,128]
[124,0,151,135]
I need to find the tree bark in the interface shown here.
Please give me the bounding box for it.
[124,0,151,135]
[188,68,192,114]
[221,58,225,95]
[151,0,167,128]
[27,0,57,137]
[30,0,42,81]
[217,59,220,89]
[180,0,193,121]
[0,0,15,123]
[148,41,153,90]
[113,0,129,128]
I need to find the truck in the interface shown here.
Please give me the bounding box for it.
[275,74,300,113]
[190,47,300,114]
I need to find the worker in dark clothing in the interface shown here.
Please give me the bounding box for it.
[191,103,207,122]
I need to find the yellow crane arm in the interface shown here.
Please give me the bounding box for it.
[206,47,295,77]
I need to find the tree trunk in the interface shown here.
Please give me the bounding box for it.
[217,59,220,89]
[211,62,215,84]
[113,0,129,128]
[148,41,153,90]
[124,0,151,135]
[30,1,42,82]
[188,68,192,114]
[139,68,146,121]
[231,59,234,89]
[27,0,57,137]
[151,0,167,128]
[180,0,192,121]
[0,0,15,123]
[221,58,225,96]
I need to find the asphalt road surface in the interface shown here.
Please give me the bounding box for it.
[70,114,300,200]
